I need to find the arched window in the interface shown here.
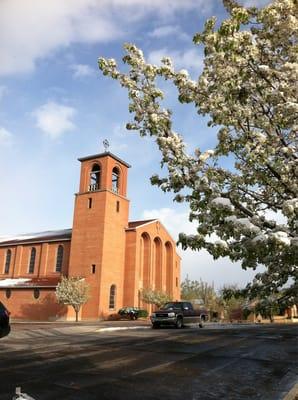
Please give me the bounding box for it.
[89,163,101,191]
[55,245,64,273]
[4,249,11,274]
[165,242,173,295]
[28,247,36,274]
[154,237,162,291]
[141,233,151,288]
[109,284,116,309]
[112,167,120,193]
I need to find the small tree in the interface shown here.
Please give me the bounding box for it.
[140,288,172,309]
[219,284,247,321]
[56,276,90,322]
[181,276,218,311]
[255,297,280,322]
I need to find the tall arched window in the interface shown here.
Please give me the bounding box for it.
[28,247,36,274]
[154,237,162,291]
[141,233,151,289]
[112,167,120,193]
[89,163,101,191]
[55,245,64,273]
[165,242,173,295]
[109,284,116,309]
[4,249,11,274]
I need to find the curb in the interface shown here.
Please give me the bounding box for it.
[283,383,298,400]
[96,326,151,332]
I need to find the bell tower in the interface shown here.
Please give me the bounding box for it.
[68,150,130,319]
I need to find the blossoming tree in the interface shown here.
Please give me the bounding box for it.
[140,288,172,309]
[56,276,90,322]
[99,0,297,304]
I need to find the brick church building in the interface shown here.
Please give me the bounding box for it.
[0,151,181,321]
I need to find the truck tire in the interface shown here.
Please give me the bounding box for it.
[175,317,183,329]
[152,322,160,329]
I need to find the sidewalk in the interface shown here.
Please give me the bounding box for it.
[9,319,151,338]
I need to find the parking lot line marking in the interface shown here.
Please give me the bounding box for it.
[131,360,178,376]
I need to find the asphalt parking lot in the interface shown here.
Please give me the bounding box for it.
[0,322,297,400]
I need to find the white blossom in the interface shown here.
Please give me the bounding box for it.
[199,149,215,162]
[211,197,234,211]
[270,231,291,246]
[99,0,298,304]
[214,239,229,249]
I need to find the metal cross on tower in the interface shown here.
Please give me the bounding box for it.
[103,139,110,152]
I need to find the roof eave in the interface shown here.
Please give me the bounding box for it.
[78,152,131,168]
[0,236,71,247]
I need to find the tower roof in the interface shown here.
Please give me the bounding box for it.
[78,152,131,168]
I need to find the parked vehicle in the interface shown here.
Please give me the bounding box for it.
[118,307,146,320]
[0,301,10,337]
[150,301,207,329]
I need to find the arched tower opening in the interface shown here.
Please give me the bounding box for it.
[112,166,120,193]
[89,163,101,191]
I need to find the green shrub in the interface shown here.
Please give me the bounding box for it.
[137,309,148,318]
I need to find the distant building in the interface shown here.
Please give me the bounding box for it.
[0,151,181,320]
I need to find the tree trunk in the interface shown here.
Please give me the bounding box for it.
[73,305,80,322]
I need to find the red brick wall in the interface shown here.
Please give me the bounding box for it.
[0,289,67,321]
[123,220,181,311]
[69,154,130,319]
[0,241,70,279]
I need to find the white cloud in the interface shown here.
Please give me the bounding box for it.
[0,0,209,76]
[32,102,76,139]
[142,207,194,240]
[149,25,189,41]
[105,0,212,19]
[0,0,121,76]
[71,64,95,78]
[0,127,13,146]
[148,48,203,72]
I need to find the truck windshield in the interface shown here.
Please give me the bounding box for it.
[162,302,182,310]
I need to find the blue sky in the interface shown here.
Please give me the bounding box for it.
[0,0,269,289]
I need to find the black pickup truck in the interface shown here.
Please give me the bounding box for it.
[150,301,208,329]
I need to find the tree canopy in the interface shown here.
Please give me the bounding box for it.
[99,0,298,305]
[140,288,172,308]
[181,277,218,310]
[56,276,90,322]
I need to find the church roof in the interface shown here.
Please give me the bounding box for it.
[78,151,131,168]
[0,229,72,246]
[127,219,157,229]
[0,277,61,288]
[0,219,170,245]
